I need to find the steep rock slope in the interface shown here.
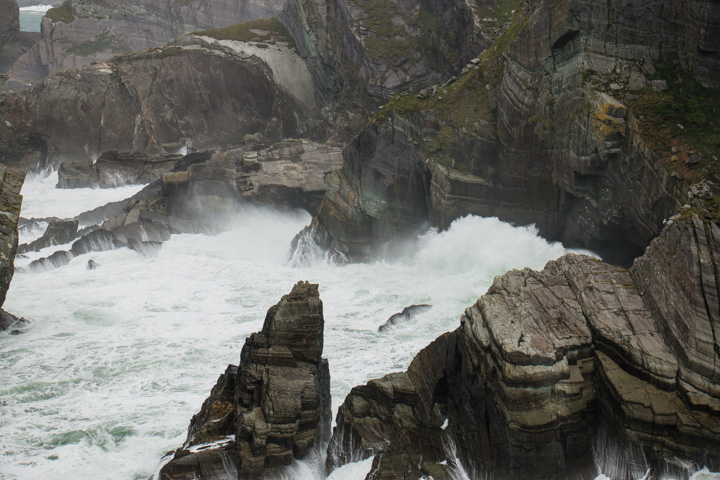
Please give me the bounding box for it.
[304,0,720,266]
[158,281,331,480]
[7,0,287,87]
[327,189,720,479]
[0,165,25,332]
[0,24,318,170]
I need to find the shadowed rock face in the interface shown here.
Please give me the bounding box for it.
[7,0,288,87]
[0,0,19,55]
[326,196,720,480]
[0,33,318,171]
[158,281,331,480]
[0,165,25,331]
[304,0,720,266]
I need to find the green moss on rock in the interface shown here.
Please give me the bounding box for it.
[194,18,296,50]
[45,1,74,24]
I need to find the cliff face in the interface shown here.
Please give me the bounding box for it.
[0,165,25,333]
[7,0,287,87]
[327,191,720,479]
[159,281,331,480]
[305,0,720,266]
[279,0,478,108]
[0,0,19,55]
[0,26,319,170]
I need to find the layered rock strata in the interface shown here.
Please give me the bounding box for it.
[159,281,331,480]
[303,0,720,266]
[0,164,25,332]
[0,29,318,171]
[327,194,720,479]
[7,0,287,87]
[57,150,183,188]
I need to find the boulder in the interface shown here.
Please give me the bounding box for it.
[327,199,720,479]
[158,281,331,480]
[17,218,78,253]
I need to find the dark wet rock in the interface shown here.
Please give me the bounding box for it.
[86,259,99,270]
[0,0,19,60]
[18,219,78,253]
[69,229,116,256]
[378,304,432,332]
[0,309,28,333]
[28,249,73,272]
[56,150,183,189]
[327,203,720,479]
[159,281,331,480]
[0,165,25,308]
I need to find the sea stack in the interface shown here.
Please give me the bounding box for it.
[159,281,331,480]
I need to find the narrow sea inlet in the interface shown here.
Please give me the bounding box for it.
[0,172,578,479]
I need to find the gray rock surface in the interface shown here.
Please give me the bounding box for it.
[7,0,288,86]
[302,0,719,266]
[0,165,24,311]
[327,200,720,479]
[159,281,331,480]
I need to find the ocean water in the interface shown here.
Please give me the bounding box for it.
[0,174,717,480]
[19,5,52,32]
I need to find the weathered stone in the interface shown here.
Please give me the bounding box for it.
[328,209,720,479]
[159,281,331,480]
[0,165,24,308]
[18,219,78,253]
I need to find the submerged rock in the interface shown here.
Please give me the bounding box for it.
[17,218,78,253]
[378,304,432,332]
[159,281,331,480]
[327,201,720,479]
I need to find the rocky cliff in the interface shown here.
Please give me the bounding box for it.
[0,0,19,56]
[0,23,319,171]
[327,188,720,479]
[303,0,720,266]
[0,164,25,332]
[7,0,287,87]
[158,281,331,480]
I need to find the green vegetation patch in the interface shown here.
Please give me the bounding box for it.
[194,17,296,50]
[45,1,74,24]
[66,32,131,56]
[630,59,720,182]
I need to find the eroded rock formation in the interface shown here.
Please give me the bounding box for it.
[0,164,25,332]
[0,26,319,171]
[327,189,720,479]
[159,281,331,480]
[303,0,720,266]
[7,0,288,87]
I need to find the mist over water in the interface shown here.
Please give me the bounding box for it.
[1,175,717,480]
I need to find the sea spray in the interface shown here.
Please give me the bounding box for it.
[4,175,716,480]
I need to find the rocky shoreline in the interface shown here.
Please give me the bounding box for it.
[1,0,720,477]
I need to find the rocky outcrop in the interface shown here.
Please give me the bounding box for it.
[302,0,720,266]
[57,150,183,188]
[327,192,720,479]
[0,165,25,332]
[18,218,78,253]
[236,139,343,213]
[0,27,319,171]
[7,0,287,87]
[158,281,331,480]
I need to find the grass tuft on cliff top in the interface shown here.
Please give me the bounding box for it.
[193,18,296,50]
[630,59,720,182]
[45,1,74,24]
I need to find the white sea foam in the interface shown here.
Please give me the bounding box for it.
[1,176,718,480]
[19,4,53,11]
[20,171,146,220]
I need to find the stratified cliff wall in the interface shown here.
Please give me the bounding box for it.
[7,0,288,87]
[306,0,720,266]
[327,190,720,479]
[0,26,318,170]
